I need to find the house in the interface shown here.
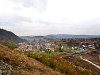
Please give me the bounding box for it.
[49,48,55,52]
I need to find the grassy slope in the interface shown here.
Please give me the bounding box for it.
[0,44,63,75]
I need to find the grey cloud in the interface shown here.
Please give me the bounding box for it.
[36,20,72,25]
[9,0,47,12]
[36,20,52,25]
[85,18,100,34]
[0,14,32,26]
[72,17,100,35]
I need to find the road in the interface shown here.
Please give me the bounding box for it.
[80,56,100,70]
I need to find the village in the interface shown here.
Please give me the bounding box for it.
[18,38,99,53]
[18,38,100,59]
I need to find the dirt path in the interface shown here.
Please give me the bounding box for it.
[80,56,100,70]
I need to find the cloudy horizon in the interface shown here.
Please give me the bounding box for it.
[0,0,100,36]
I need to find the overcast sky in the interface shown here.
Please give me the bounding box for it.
[0,0,100,36]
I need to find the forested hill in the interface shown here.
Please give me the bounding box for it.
[0,29,25,43]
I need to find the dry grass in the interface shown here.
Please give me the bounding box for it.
[0,44,63,75]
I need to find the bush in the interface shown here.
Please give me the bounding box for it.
[1,40,17,49]
[26,52,84,75]
[78,67,92,75]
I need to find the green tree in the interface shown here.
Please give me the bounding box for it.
[5,40,17,49]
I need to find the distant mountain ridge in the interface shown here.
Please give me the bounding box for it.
[46,34,100,39]
[20,34,100,40]
[0,29,25,43]
[20,36,44,40]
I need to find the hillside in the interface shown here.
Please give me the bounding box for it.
[0,44,63,75]
[0,29,25,43]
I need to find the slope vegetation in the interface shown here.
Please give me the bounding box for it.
[0,44,63,75]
